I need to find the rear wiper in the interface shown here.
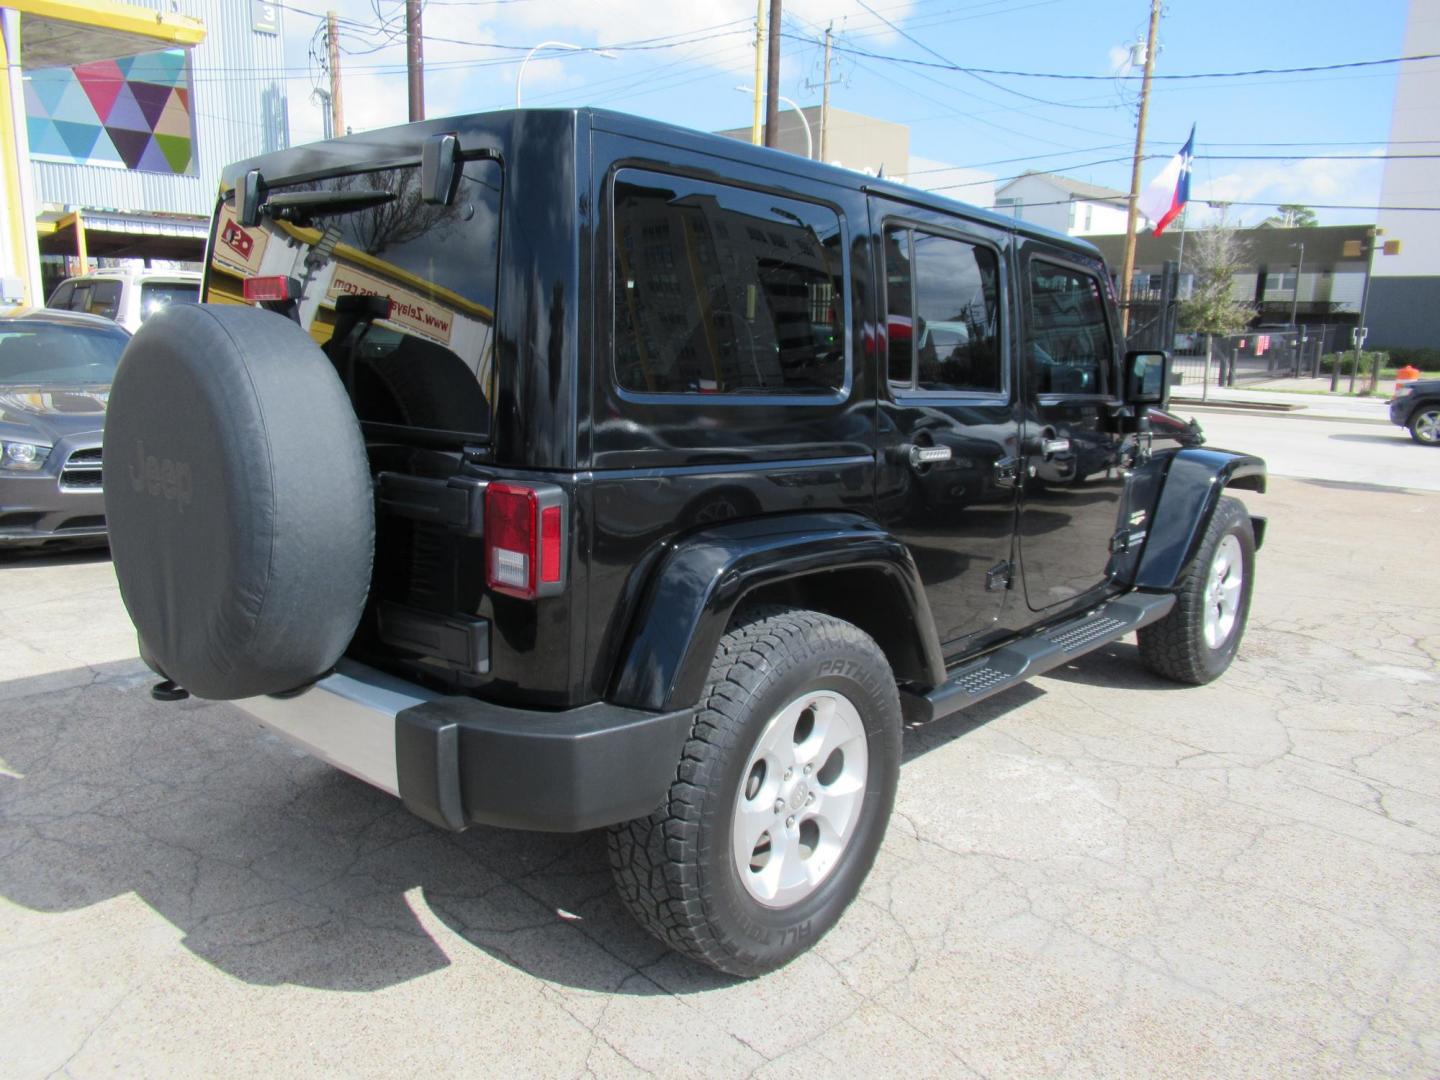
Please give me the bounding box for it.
[263,189,395,224]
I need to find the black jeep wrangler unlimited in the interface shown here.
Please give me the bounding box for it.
[104,109,1265,977]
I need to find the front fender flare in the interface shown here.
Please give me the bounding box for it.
[608,513,946,713]
[1134,447,1266,590]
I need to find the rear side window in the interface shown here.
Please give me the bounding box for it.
[47,282,75,309]
[1027,261,1112,396]
[884,225,1002,394]
[80,281,122,319]
[613,169,845,396]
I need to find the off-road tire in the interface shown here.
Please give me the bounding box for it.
[607,606,901,977]
[1138,495,1256,685]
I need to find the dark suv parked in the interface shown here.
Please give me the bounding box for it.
[104,109,1266,977]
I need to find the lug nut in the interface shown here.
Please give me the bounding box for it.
[803,764,813,776]
[807,791,816,804]
[785,816,795,828]
[783,768,793,781]
[774,798,785,813]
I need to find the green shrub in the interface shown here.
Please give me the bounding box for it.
[1318,350,1389,376]
[1379,345,1440,369]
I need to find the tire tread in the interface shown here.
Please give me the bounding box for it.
[607,605,895,976]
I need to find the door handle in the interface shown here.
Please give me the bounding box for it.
[1041,438,1071,458]
[907,444,951,468]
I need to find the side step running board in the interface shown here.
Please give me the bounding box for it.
[900,591,1176,725]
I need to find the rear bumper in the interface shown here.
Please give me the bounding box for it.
[236,660,693,833]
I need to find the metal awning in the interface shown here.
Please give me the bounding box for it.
[38,209,208,262]
[9,0,204,68]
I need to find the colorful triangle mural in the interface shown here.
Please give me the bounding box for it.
[24,47,195,175]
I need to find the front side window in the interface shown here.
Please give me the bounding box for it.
[1026,261,1113,396]
[884,225,1002,394]
[613,169,845,396]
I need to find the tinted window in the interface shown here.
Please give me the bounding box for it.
[139,281,199,320]
[80,281,122,319]
[613,170,844,396]
[207,160,501,437]
[47,282,74,309]
[0,324,127,385]
[885,226,1002,394]
[1027,261,1112,395]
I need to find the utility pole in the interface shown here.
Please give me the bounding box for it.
[750,0,765,145]
[406,0,424,122]
[764,0,782,148]
[326,10,345,138]
[820,23,833,162]
[1119,0,1162,337]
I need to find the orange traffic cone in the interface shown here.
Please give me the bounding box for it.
[1394,363,1421,398]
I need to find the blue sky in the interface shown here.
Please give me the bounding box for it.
[281,0,1413,226]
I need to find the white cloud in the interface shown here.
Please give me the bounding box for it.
[1189,151,1386,226]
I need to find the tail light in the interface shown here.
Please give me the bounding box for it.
[485,482,567,599]
[242,275,300,302]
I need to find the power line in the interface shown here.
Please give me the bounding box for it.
[852,0,1114,110]
[780,35,1440,82]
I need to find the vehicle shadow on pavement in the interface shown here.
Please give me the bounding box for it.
[0,545,110,569]
[0,650,1155,996]
[0,659,736,995]
[1039,641,1191,692]
[1327,432,1410,447]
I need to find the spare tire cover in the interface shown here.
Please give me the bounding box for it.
[104,304,374,700]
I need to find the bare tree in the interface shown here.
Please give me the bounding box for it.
[1180,215,1254,392]
[1180,216,1253,338]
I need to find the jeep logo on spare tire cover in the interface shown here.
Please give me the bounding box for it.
[104,304,375,701]
[126,441,193,512]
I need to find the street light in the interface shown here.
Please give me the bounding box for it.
[515,42,617,107]
[735,86,812,159]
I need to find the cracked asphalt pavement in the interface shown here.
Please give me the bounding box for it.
[2,471,1437,1078]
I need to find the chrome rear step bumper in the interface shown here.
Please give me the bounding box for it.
[233,660,692,833]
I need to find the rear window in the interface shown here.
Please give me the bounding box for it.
[612,168,846,397]
[140,281,199,320]
[206,159,501,439]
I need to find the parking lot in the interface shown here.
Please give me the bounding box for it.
[3,416,1437,1079]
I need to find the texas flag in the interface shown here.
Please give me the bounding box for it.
[1138,125,1196,236]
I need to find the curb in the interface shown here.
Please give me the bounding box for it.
[1175,404,1393,426]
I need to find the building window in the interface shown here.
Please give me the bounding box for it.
[613,169,845,396]
[996,197,1023,221]
[884,225,1003,394]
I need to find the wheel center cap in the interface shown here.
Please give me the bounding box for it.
[790,784,808,811]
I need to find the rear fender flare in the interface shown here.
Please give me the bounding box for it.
[1134,448,1266,590]
[608,513,946,712]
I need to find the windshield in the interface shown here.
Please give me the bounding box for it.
[140,281,199,320]
[205,159,501,439]
[0,323,127,386]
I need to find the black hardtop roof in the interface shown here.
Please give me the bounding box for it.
[222,107,1102,264]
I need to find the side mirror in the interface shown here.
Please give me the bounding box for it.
[421,133,461,205]
[236,169,267,228]
[1124,349,1171,408]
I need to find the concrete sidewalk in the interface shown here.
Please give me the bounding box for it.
[1172,382,1397,425]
